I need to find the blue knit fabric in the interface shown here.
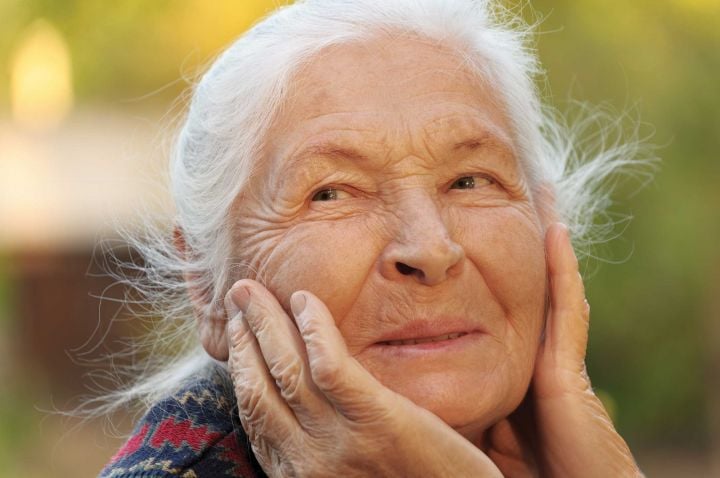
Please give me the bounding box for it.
[99,369,266,477]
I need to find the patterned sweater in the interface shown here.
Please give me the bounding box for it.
[99,369,267,477]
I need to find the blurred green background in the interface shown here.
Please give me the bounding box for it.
[0,0,718,476]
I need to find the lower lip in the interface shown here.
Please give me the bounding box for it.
[368,332,486,357]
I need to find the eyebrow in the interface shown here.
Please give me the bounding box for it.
[293,143,370,164]
[286,130,514,168]
[451,133,514,155]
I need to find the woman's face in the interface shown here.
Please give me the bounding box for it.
[230,36,547,439]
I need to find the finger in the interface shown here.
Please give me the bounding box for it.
[544,222,590,364]
[291,291,396,423]
[224,293,299,449]
[229,280,330,424]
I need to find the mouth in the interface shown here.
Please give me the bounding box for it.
[378,332,469,346]
[368,328,484,357]
[369,316,487,356]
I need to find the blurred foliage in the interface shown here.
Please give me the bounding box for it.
[0,381,39,476]
[527,0,720,449]
[1,0,718,453]
[0,0,287,108]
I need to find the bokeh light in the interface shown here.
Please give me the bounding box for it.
[9,19,73,130]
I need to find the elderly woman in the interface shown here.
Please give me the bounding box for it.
[100,0,646,476]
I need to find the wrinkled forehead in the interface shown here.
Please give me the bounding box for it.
[284,34,511,126]
[259,33,517,175]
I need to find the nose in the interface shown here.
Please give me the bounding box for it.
[379,194,465,286]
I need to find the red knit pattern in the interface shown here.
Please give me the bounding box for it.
[149,417,223,452]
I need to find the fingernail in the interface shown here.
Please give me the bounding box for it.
[290,292,306,317]
[231,285,251,313]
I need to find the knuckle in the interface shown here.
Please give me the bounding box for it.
[243,287,283,332]
[246,301,272,334]
[228,323,253,355]
[299,317,322,339]
[227,349,255,385]
[310,358,344,393]
[271,358,304,402]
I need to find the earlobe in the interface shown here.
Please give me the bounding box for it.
[173,225,230,361]
[198,309,230,361]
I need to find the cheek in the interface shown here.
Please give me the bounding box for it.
[257,219,382,317]
[459,205,545,307]
[456,206,546,356]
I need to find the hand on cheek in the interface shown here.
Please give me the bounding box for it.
[531,223,643,477]
[534,222,591,399]
[224,280,503,477]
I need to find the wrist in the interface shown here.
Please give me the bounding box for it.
[534,388,642,477]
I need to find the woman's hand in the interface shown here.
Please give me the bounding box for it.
[487,223,643,477]
[224,280,502,477]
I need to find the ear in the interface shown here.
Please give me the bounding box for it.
[173,226,229,361]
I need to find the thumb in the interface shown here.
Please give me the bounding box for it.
[535,223,591,397]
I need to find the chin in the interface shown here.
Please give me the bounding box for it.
[378,368,520,436]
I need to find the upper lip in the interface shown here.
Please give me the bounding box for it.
[372,318,485,344]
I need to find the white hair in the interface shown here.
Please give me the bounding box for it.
[83,0,654,417]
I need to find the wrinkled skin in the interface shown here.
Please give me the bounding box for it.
[190,36,642,476]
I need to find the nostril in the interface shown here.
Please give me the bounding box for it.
[395,262,416,276]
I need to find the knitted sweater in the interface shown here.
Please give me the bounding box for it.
[99,369,267,478]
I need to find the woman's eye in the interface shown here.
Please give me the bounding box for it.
[449,175,492,190]
[311,188,351,201]
[312,189,337,201]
